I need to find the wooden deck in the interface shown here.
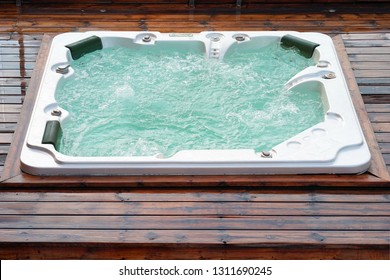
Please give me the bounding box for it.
[0,1,389,259]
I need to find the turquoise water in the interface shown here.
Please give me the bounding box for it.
[56,42,323,157]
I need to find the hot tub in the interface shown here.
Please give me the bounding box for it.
[20,31,371,175]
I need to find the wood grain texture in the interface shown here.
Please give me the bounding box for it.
[0,186,388,259]
[0,243,388,260]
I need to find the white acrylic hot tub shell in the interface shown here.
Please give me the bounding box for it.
[20,31,371,175]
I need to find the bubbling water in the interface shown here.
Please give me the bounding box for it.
[56,42,323,157]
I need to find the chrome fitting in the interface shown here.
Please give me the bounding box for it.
[56,65,70,74]
[51,109,62,117]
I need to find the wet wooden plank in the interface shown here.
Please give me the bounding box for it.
[0,114,21,123]
[351,61,390,70]
[383,153,390,165]
[379,143,390,153]
[354,70,390,78]
[0,54,38,62]
[346,47,390,54]
[0,63,35,71]
[343,40,390,47]
[0,96,24,104]
[17,2,390,17]
[0,154,7,166]
[15,18,390,29]
[1,215,389,231]
[1,201,388,216]
[348,54,390,62]
[374,133,390,143]
[0,104,22,113]
[357,78,390,87]
[12,12,390,23]
[0,241,388,260]
[0,78,30,87]
[1,190,389,202]
[0,70,33,78]
[0,145,10,154]
[368,113,390,123]
[0,229,388,246]
[0,124,17,133]
[365,104,390,113]
[0,47,39,55]
[2,173,389,187]
[343,33,390,40]
[371,123,390,133]
[26,0,190,4]
[363,95,390,104]
[0,41,42,47]
[360,86,390,95]
[0,133,14,144]
[0,22,16,33]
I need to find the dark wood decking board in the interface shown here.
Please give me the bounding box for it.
[0,189,389,259]
[0,2,389,259]
[343,33,390,174]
